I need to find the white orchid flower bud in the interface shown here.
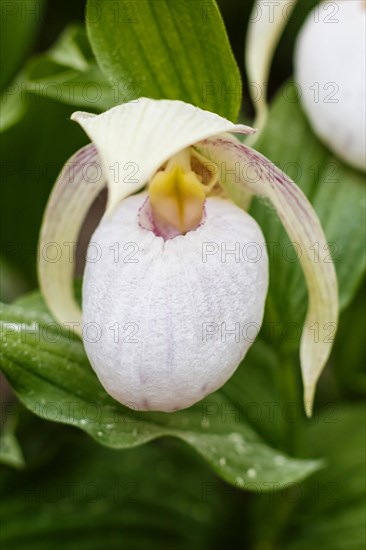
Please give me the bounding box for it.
[39,98,338,415]
[295,0,366,172]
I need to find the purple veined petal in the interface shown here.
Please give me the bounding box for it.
[195,135,339,416]
[71,98,256,215]
[38,144,105,336]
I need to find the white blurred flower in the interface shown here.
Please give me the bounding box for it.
[295,0,366,171]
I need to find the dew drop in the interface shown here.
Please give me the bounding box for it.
[247,468,257,479]
[274,455,286,466]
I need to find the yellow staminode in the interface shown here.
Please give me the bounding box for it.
[149,151,206,234]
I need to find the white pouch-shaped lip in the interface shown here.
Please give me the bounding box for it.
[82,192,269,412]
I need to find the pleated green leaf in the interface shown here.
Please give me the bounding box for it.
[0,292,322,491]
[86,0,242,120]
[0,436,225,550]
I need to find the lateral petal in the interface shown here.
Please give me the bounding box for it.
[196,135,338,415]
[38,144,105,335]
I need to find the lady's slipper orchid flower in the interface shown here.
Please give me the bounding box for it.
[295,0,366,172]
[39,98,338,416]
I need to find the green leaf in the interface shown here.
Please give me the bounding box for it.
[0,435,226,549]
[0,0,46,131]
[0,256,28,302]
[0,292,322,491]
[248,404,366,550]
[2,404,69,469]
[0,76,27,133]
[332,283,366,397]
[0,396,25,469]
[0,97,88,284]
[0,433,25,469]
[0,0,46,88]
[86,0,242,120]
[285,404,366,550]
[23,25,117,111]
[251,83,365,343]
[223,339,293,452]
